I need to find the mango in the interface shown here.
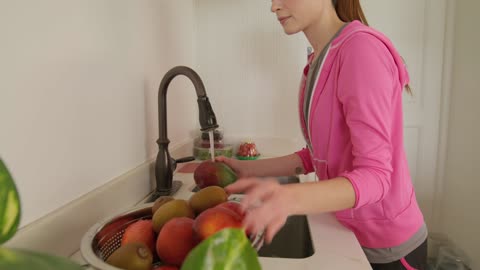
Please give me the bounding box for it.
[193,207,243,241]
[189,186,228,214]
[215,201,245,218]
[152,199,194,233]
[152,196,174,214]
[156,217,197,266]
[193,161,237,189]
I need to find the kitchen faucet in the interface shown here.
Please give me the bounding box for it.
[149,66,219,202]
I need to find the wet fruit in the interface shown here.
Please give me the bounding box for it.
[189,186,228,214]
[215,201,245,218]
[152,199,194,233]
[193,207,243,241]
[193,161,237,189]
[97,217,134,246]
[153,266,179,270]
[156,217,197,266]
[121,220,155,254]
[152,196,174,214]
[106,242,152,270]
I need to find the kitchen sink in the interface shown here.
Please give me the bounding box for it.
[191,175,302,192]
[257,176,315,259]
[192,175,315,258]
[257,214,314,259]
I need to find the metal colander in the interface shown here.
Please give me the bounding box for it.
[80,201,264,270]
[80,204,156,270]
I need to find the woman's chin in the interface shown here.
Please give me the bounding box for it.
[284,29,301,35]
[282,25,302,35]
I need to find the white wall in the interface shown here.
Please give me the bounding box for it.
[193,0,423,145]
[0,0,197,227]
[440,0,480,268]
[193,0,308,142]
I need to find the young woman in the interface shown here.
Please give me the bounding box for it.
[219,0,428,269]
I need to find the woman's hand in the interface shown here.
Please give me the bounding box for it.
[215,156,251,178]
[225,178,295,244]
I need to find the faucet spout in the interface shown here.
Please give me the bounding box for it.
[152,66,218,201]
[158,66,219,142]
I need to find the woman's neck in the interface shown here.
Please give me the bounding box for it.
[303,13,345,61]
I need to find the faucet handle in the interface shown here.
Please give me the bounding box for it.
[172,156,195,171]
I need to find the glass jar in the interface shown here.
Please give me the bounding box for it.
[193,129,233,160]
[196,129,225,149]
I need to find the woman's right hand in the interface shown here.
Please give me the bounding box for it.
[215,156,251,178]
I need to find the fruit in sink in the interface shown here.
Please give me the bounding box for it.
[153,266,179,270]
[193,207,243,241]
[152,196,174,214]
[152,199,194,233]
[189,186,228,214]
[106,242,152,270]
[193,161,237,189]
[156,217,197,266]
[215,201,245,218]
[121,220,155,254]
[215,201,254,236]
[96,217,134,246]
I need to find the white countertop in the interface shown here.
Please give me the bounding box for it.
[69,165,372,269]
[7,139,371,269]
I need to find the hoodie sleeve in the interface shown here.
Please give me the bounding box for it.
[295,147,315,174]
[336,33,396,209]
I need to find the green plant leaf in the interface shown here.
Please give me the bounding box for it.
[181,228,262,270]
[0,247,84,270]
[0,158,21,245]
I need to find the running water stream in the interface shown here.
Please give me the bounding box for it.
[209,130,215,162]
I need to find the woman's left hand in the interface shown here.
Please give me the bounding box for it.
[225,178,296,244]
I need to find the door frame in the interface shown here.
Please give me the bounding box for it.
[431,0,456,233]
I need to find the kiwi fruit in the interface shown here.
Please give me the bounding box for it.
[106,242,152,270]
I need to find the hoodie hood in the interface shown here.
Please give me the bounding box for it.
[331,20,410,89]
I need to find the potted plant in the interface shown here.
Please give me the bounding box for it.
[0,158,84,269]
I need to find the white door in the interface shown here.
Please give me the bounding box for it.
[362,0,450,228]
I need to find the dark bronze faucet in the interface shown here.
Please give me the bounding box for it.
[149,66,218,202]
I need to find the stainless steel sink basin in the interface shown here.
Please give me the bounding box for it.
[257,176,315,259]
[192,175,315,259]
[257,214,314,259]
[192,175,302,192]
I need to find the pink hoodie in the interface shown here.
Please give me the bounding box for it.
[295,21,424,248]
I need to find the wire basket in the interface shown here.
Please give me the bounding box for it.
[80,201,264,270]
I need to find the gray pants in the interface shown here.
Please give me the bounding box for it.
[370,239,428,270]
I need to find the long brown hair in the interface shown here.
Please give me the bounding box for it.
[333,0,412,94]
